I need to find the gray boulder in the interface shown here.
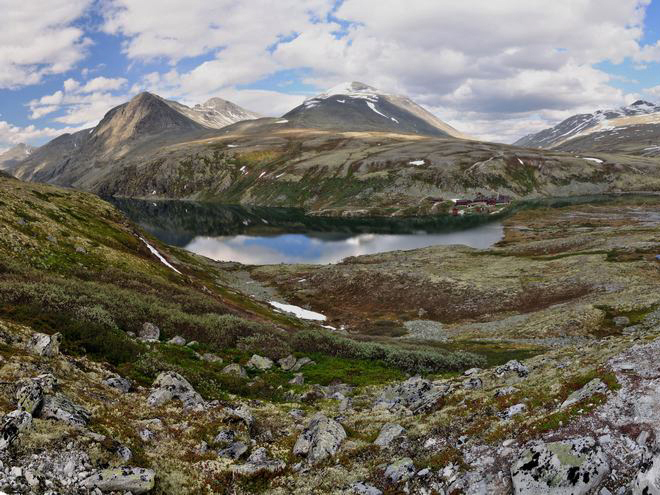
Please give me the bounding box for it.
[495,386,518,398]
[561,378,607,409]
[167,335,186,345]
[495,360,529,378]
[289,373,304,385]
[374,376,450,414]
[385,458,415,482]
[278,354,297,371]
[218,441,248,460]
[213,429,236,446]
[463,377,483,390]
[81,467,155,494]
[104,376,132,393]
[631,454,660,494]
[247,354,274,370]
[16,381,43,414]
[38,394,90,426]
[501,403,527,419]
[27,332,61,357]
[0,410,32,450]
[201,353,223,363]
[222,363,247,378]
[139,322,160,341]
[231,448,286,475]
[511,437,609,495]
[226,405,254,429]
[293,413,346,464]
[374,423,405,448]
[292,357,315,371]
[352,482,383,495]
[147,371,204,410]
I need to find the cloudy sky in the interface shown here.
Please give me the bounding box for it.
[2,0,660,151]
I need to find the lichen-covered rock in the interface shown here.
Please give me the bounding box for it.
[292,357,315,371]
[0,410,32,450]
[81,467,155,494]
[247,354,274,370]
[201,353,222,363]
[213,429,236,446]
[226,405,254,428]
[167,335,186,345]
[218,441,248,460]
[289,373,304,385]
[16,381,43,414]
[104,376,132,393]
[222,363,247,378]
[374,376,450,414]
[630,454,660,495]
[293,413,346,464]
[374,423,405,448]
[463,377,483,390]
[27,332,61,357]
[147,371,204,410]
[384,457,415,482]
[139,322,160,341]
[561,378,607,409]
[278,354,297,371]
[511,437,609,495]
[501,403,527,419]
[495,386,518,398]
[38,394,90,427]
[231,447,285,475]
[352,482,383,495]
[495,360,529,378]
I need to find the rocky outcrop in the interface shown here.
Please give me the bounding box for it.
[560,378,607,409]
[147,371,204,410]
[27,332,61,357]
[16,381,43,415]
[384,457,415,482]
[511,437,609,495]
[104,376,132,393]
[374,423,405,448]
[278,354,297,371]
[0,410,32,450]
[631,454,660,494]
[293,413,346,464]
[222,363,247,378]
[81,467,155,494]
[226,405,254,429]
[219,441,248,460]
[374,376,450,414]
[38,394,90,427]
[495,360,529,378]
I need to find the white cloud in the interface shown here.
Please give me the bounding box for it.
[0,0,93,88]
[78,76,128,93]
[0,120,86,150]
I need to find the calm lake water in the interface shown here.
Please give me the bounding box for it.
[111,199,504,264]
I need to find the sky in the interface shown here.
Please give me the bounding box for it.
[2,0,660,152]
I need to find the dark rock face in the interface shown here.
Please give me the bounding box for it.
[374,376,450,414]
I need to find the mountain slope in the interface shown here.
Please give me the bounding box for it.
[0,143,34,171]
[169,96,261,128]
[281,81,466,138]
[515,100,660,154]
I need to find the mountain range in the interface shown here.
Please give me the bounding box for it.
[0,143,34,171]
[515,100,660,155]
[8,83,660,215]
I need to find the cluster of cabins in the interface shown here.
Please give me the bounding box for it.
[451,194,511,216]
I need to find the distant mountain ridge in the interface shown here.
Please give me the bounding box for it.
[0,143,34,171]
[281,81,466,138]
[515,100,660,155]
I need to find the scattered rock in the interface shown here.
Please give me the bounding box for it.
[27,332,61,357]
[384,457,415,482]
[289,373,304,386]
[38,394,90,426]
[463,377,483,390]
[511,437,609,495]
[501,403,527,419]
[278,354,297,371]
[495,386,518,398]
[374,376,450,414]
[561,378,607,409]
[186,340,199,347]
[222,363,247,378]
[103,376,132,393]
[247,354,274,370]
[218,441,248,460]
[201,353,223,363]
[495,360,529,378]
[147,371,204,410]
[352,482,383,495]
[226,405,254,429]
[167,336,186,345]
[231,448,286,475]
[374,423,405,448]
[213,429,236,446]
[293,413,346,464]
[613,316,630,327]
[0,410,32,450]
[464,368,482,376]
[81,467,155,494]
[292,357,315,371]
[139,322,160,341]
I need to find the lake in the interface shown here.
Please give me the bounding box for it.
[111,199,504,264]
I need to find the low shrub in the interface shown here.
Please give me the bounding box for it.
[236,333,291,360]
